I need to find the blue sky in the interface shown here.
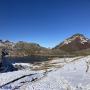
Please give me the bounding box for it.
[0,0,90,47]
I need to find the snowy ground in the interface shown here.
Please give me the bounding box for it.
[0,56,90,90]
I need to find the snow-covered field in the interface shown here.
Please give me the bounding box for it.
[0,56,90,90]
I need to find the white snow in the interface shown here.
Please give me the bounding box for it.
[13,63,32,67]
[0,56,90,90]
[63,35,88,45]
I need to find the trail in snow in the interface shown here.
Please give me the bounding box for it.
[0,74,34,88]
[19,56,90,90]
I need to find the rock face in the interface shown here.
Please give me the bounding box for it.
[0,48,17,72]
[54,34,90,51]
[0,57,16,72]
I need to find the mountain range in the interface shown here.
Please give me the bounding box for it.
[0,33,90,56]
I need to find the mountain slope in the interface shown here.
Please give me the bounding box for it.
[54,33,90,52]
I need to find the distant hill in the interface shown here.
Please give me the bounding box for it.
[0,40,14,54]
[0,40,49,56]
[13,41,51,56]
[0,40,14,48]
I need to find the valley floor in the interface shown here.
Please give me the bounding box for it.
[0,56,90,90]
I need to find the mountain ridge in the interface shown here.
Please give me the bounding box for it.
[0,33,90,56]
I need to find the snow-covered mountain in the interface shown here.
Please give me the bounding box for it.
[54,34,90,51]
[62,34,88,45]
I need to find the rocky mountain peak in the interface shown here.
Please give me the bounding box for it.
[63,33,88,45]
[54,33,90,51]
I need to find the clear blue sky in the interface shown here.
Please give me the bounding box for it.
[0,0,90,47]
